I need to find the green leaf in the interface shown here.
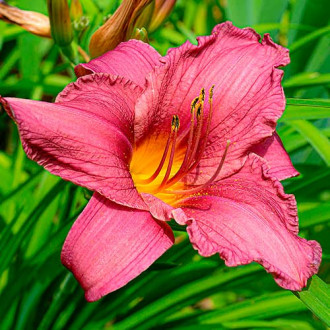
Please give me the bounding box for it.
[282,98,330,120]
[221,319,314,329]
[163,291,307,327]
[0,180,66,276]
[293,276,330,326]
[225,0,262,27]
[113,264,262,330]
[290,25,330,53]
[299,203,330,227]
[283,73,330,89]
[289,120,330,166]
[37,274,77,330]
[252,23,315,34]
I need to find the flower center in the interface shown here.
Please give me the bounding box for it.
[131,86,230,203]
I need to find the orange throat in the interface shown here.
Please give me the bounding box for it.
[130,86,230,206]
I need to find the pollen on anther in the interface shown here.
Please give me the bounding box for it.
[171,115,180,131]
[209,85,215,99]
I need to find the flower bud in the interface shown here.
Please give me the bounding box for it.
[47,0,73,47]
[70,0,83,21]
[0,1,50,37]
[149,0,176,32]
[133,1,155,30]
[73,16,89,32]
[89,0,152,58]
[132,27,149,43]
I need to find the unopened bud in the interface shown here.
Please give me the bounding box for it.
[0,1,50,37]
[70,0,83,21]
[47,0,73,47]
[133,1,155,30]
[149,0,176,32]
[89,0,152,58]
[73,16,89,32]
[132,27,149,43]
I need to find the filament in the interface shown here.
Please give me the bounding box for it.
[154,115,180,192]
[163,140,230,195]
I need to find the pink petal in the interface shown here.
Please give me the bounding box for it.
[251,133,299,181]
[1,74,146,209]
[135,22,290,182]
[61,193,174,301]
[141,193,189,223]
[75,40,162,87]
[141,193,174,221]
[177,154,321,291]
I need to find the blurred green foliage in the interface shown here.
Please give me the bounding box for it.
[0,0,329,329]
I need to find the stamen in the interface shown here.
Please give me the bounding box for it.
[139,116,176,184]
[165,88,207,188]
[187,85,215,173]
[185,101,204,166]
[154,115,180,192]
[163,140,231,195]
[165,96,198,186]
[186,88,206,166]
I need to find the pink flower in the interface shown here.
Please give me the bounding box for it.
[1,22,321,302]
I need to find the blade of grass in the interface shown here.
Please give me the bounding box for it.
[283,73,330,89]
[162,291,307,327]
[290,25,330,53]
[293,276,330,326]
[37,274,77,330]
[289,120,330,166]
[299,203,330,227]
[113,264,262,330]
[282,98,330,120]
[0,180,66,276]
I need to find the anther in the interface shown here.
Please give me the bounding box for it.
[199,88,205,103]
[187,85,215,173]
[209,85,214,100]
[172,115,180,131]
[191,97,199,112]
[196,103,202,118]
[171,115,179,131]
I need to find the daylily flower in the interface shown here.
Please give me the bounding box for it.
[1,22,321,302]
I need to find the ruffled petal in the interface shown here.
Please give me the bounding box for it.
[75,40,162,87]
[135,22,290,182]
[176,154,321,291]
[61,193,174,302]
[251,133,299,181]
[1,74,146,209]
